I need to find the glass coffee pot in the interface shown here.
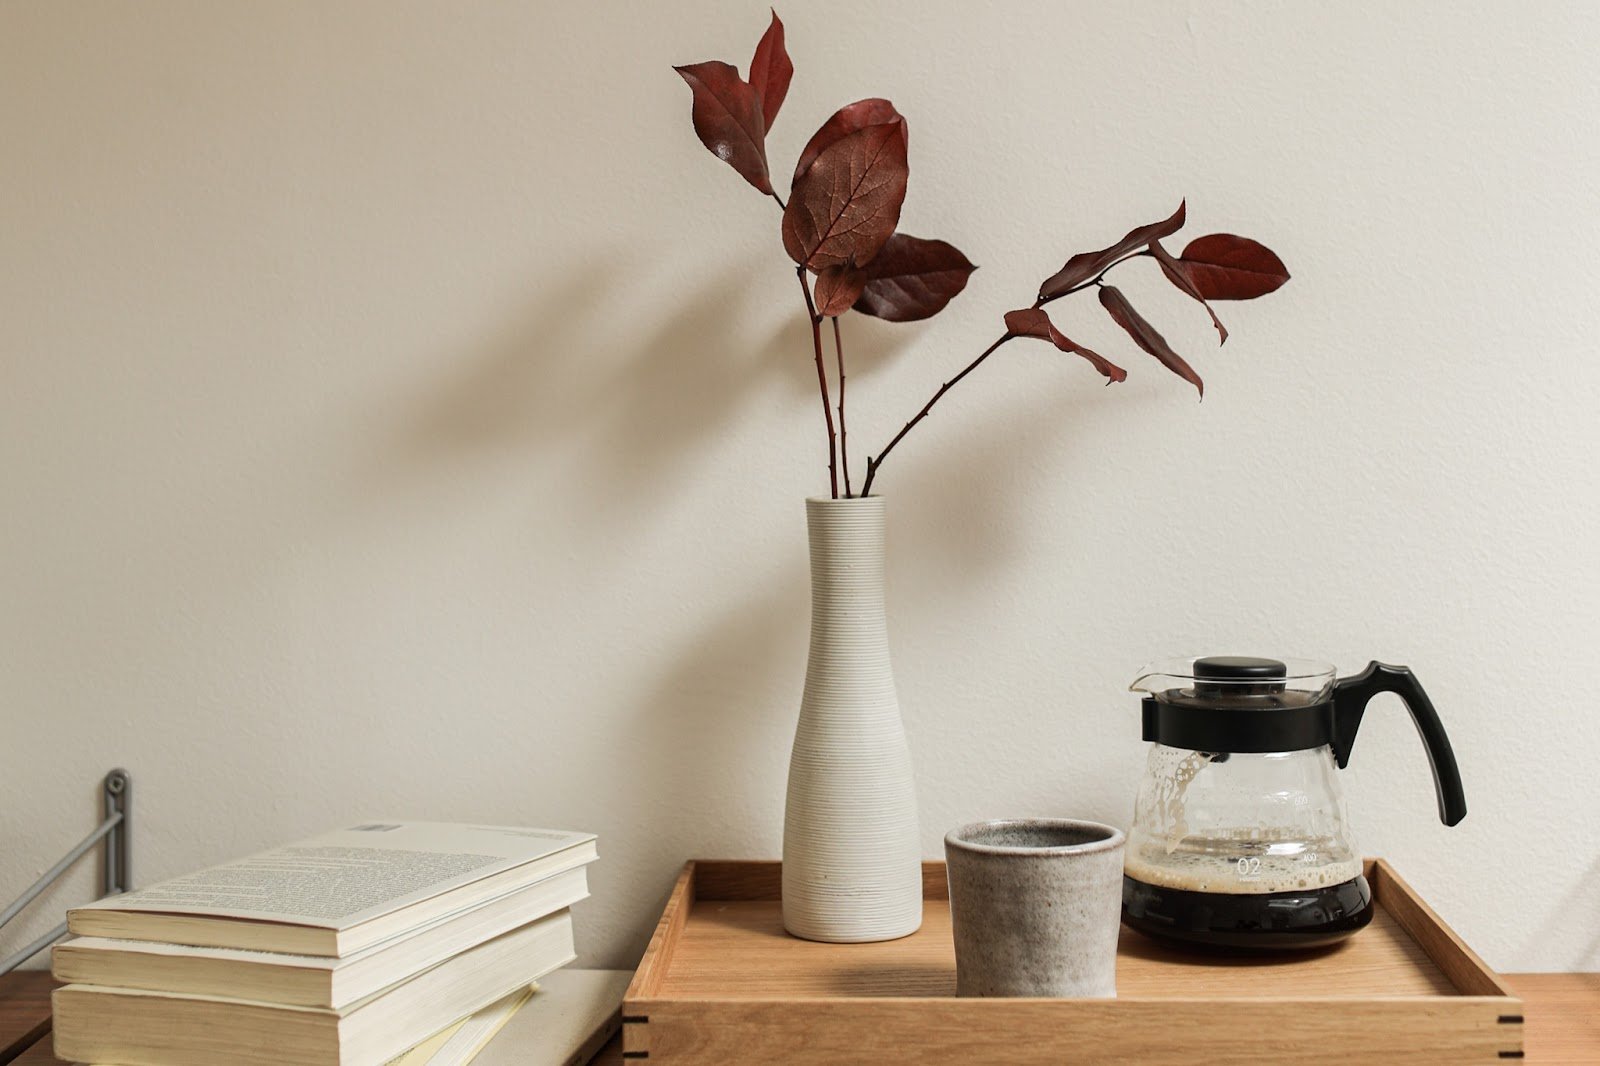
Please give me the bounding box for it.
[1122,656,1466,950]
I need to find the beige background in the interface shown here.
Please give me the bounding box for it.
[3,1,1597,973]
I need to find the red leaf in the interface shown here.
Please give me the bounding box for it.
[1176,234,1290,300]
[853,234,976,322]
[1097,286,1202,396]
[1039,201,1186,300]
[748,10,793,133]
[1003,308,1127,383]
[674,61,771,195]
[1150,239,1227,344]
[793,99,906,188]
[782,120,908,272]
[814,263,867,316]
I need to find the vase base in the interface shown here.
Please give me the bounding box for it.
[781,917,924,944]
[781,899,923,945]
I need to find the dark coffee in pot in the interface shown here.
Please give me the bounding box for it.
[1122,873,1373,950]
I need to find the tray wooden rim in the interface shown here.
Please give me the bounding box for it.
[625,858,1522,1063]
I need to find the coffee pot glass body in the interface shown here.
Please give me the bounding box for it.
[1122,656,1466,951]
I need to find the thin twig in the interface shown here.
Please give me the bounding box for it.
[832,316,852,497]
[861,332,1015,498]
[798,267,839,498]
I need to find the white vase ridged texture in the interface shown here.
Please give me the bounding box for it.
[783,496,922,943]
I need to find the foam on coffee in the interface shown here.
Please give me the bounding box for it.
[1123,845,1362,895]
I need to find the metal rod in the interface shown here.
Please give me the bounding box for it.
[0,921,67,977]
[0,810,122,930]
[104,768,130,895]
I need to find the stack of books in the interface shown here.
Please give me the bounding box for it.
[50,822,599,1066]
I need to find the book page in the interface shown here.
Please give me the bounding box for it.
[72,822,594,930]
[428,984,535,1065]
[471,970,629,1066]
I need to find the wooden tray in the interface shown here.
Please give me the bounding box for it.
[624,859,1522,1064]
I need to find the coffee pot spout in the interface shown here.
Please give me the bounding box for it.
[1332,661,1468,827]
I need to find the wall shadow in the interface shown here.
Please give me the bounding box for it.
[892,358,1167,577]
[369,257,791,520]
[368,256,926,538]
[1523,852,1600,968]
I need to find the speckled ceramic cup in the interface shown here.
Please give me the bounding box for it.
[944,818,1125,998]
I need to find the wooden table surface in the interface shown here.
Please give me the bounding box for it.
[2,970,1593,1063]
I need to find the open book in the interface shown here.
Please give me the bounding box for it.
[68,822,597,956]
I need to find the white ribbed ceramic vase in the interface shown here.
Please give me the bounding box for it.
[782,495,922,943]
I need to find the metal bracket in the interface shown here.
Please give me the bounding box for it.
[0,768,131,974]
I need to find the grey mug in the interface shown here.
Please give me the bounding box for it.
[944,818,1125,997]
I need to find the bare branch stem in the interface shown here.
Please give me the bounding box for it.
[832,316,852,497]
[860,332,1015,498]
[798,266,839,499]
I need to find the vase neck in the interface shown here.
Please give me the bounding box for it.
[805,497,886,610]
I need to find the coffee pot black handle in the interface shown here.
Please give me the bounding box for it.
[1331,662,1467,826]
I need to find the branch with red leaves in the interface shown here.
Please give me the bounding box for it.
[675,11,1289,498]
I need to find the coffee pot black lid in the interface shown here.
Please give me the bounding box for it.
[1140,654,1335,754]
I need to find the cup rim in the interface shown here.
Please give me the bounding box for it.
[945,818,1126,858]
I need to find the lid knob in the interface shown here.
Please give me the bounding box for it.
[1194,655,1288,697]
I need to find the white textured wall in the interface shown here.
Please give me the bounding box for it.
[3,1,1597,974]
